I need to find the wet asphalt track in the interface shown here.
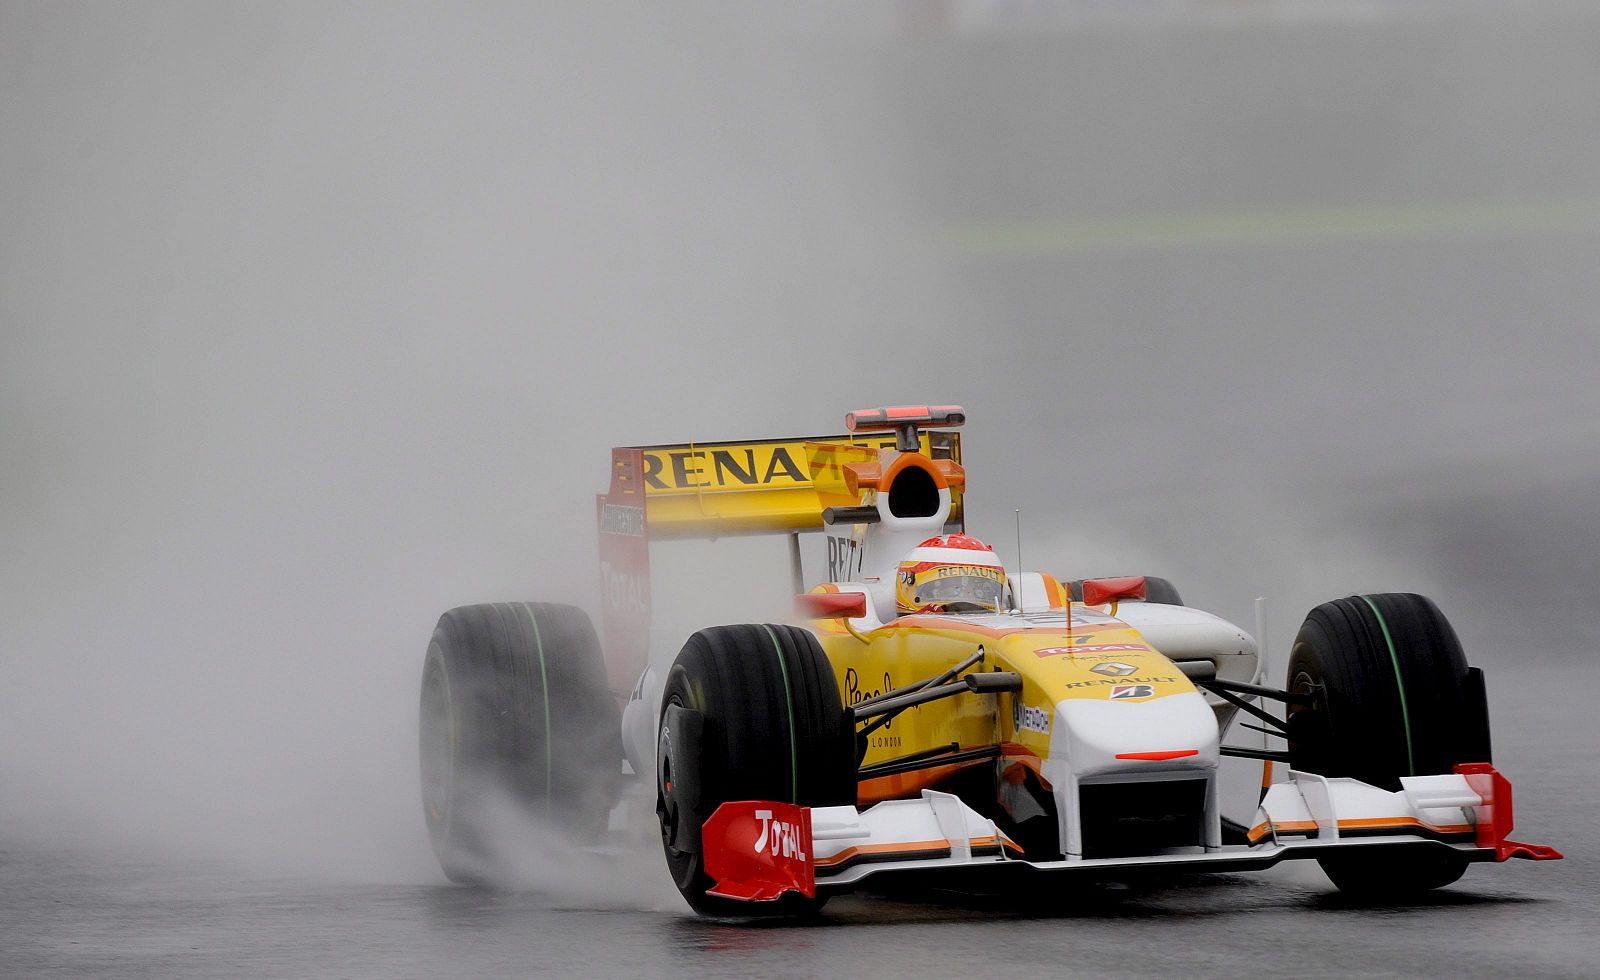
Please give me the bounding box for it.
[6,661,1595,979]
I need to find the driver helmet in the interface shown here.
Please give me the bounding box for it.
[896,534,1009,614]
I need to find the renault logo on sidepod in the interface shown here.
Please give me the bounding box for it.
[1090,662,1138,677]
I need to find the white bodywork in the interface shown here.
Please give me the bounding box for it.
[805,771,1500,890]
[1046,691,1224,858]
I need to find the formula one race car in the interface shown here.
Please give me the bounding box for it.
[417,406,1559,915]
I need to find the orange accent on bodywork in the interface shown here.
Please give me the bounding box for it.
[1337,816,1475,833]
[888,615,1128,640]
[1115,750,1200,761]
[858,760,985,805]
[814,838,948,868]
[999,743,1051,789]
[930,458,966,491]
[1248,819,1308,841]
[881,452,948,492]
[814,835,1020,869]
[843,461,882,494]
[1041,575,1068,610]
[1247,816,1476,843]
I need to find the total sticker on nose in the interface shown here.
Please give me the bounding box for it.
[1035,643,1151,657]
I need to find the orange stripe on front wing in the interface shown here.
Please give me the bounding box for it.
[1247,816,1476,843]
[814,835,1019,869]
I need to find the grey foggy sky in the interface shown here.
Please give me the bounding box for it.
[4,2,1599,877]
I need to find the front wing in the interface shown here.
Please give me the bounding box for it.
[699,763,1560,903]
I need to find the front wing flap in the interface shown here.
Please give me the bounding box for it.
[699,764,1559,903]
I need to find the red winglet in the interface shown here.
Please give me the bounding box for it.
[1455,763,1564,862]
[702,801,816,902]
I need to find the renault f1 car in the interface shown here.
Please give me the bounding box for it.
[418,406,1559,915]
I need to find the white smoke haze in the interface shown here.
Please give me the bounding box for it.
[416,783,680,910]
[4,0,1599,896]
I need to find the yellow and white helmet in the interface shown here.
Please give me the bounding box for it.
[895,534,1008,614]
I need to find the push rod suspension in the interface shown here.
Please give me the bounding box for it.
[855,648,987,739]
[853,647,986,713]
[858,744,1002,782]
[855,741,959,777]
[1238,721,1287,740]
[1196,676,1311,706]
[855,681,968,725]
[1206,685,1290,733]
[1220,745,1293,763]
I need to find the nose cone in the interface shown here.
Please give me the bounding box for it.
[1053,691,1219,778]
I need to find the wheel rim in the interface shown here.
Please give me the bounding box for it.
[1285,667,1328,773]
[656,696,682,851]
[419,654,457,834]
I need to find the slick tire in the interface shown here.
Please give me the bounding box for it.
[419,602,622,885]
[1067,575,1183,605]
[655,624,855,917]
[1285,593,1491,895]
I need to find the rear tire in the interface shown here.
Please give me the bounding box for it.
[1067,575,1183,605]
[419,602,621,884]
[1285,593,1490,894]
[655,624,855,916]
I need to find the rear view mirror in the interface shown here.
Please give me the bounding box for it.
[1080,576,1147,606]
[796,592,868,620]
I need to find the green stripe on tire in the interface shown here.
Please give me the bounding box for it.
[761,625,798,804]
[1360,595,1415,775]
[521,604,553,815]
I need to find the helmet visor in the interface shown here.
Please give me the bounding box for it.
[913,568,1007,611]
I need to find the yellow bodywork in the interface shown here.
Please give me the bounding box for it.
[623,431,962,537]
[811,610,1198,805]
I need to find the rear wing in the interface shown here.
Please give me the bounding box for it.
[596,430,962,690]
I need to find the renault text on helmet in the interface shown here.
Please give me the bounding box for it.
[895,534,1008,614]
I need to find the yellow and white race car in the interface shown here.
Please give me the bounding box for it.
[417,406,1560,915]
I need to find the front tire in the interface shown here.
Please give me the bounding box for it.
[1285,593,1490,894]
[655,624,855,916]
[419,602,621,884]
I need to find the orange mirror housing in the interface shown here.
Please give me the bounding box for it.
[1081,576,1147,605]
[843,462,882,495]
[796,591,867,620]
